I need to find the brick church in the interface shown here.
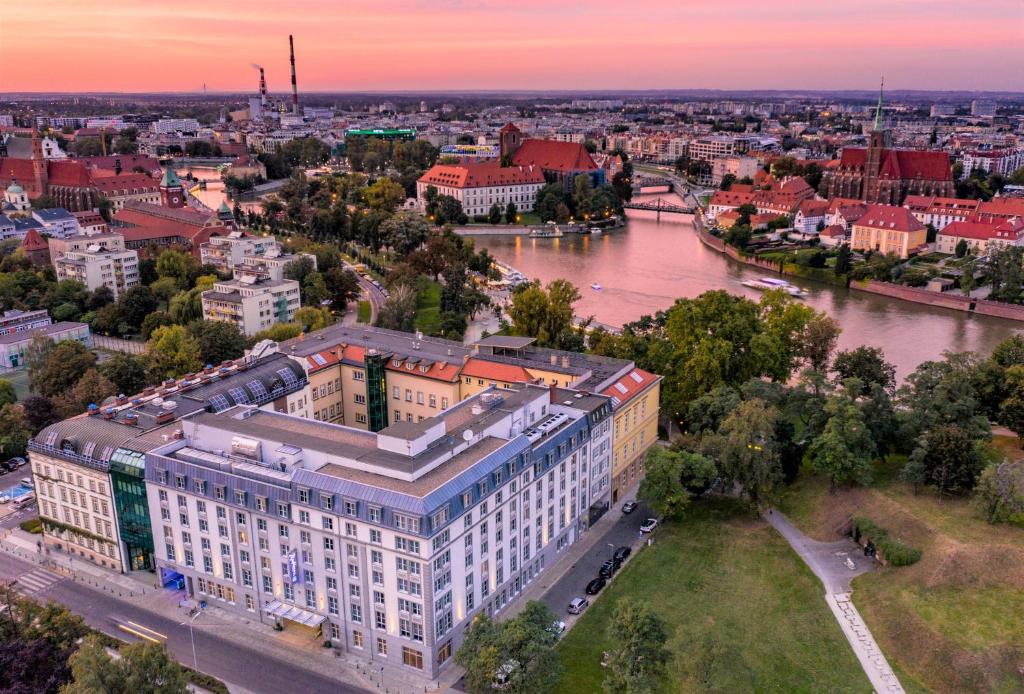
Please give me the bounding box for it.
[826,87,954,205]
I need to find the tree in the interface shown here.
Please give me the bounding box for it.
[505,201,518,224]
[20,395,57,432]
[0,404,31,459]
[834,244,853,276]
[954,238,969,258]
[364,178,406,213]
[293,306,334,332]
[972,462,1024,524]
[799,314,840,373]
[0,379,15,408]
[28,338,96,398]
[146,325,201,382]
[807,381,875,492]
[155,249,194,289]
[187,321,247,366]
[602,600,670,694]
[380,212,431,255]
[64,635,188,694]
[0,636,73,693]
[99,354,150,396]
[117,286,159,332]
[251,323,303,343]
[638,447,716,519]
[488,202,502,225]
[905,423,985,496]
[703,399,781,507]
[832,346,896,395]
[572,174,594,217]
[283,255,316,282]
[455,601,560,694]
[376,284,418,332]
[535,184,567,223]
[719,173,737,190]
[55,369,115,418]
[324,267,362,308]
[506,279,582,350]
[685,385,741,434]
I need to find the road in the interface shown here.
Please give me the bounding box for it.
[539,499,653,619]
[344,261,386,324]
[0,552,368,693]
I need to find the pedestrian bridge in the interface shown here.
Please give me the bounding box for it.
[623,198,694,218]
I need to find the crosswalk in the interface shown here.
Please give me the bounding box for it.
[13,568,63,596]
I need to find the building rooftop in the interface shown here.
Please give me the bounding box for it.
[0,321,86,345]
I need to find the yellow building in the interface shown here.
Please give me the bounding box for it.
[600,369,662,503]
[849,204,928,259]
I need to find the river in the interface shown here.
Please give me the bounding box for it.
[469,195,1020,380]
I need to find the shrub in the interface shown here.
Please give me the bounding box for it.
[851,516,922,566]
[20,518,42,534]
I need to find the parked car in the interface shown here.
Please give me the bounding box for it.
[585,577,606,595]
[567,597,589,614]
[548,620,566,636]
[613,546,631,563]
[640,518,659,533]
[599,559,618,579]
[621,501,638,514]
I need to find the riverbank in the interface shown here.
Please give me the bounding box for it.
[693,213,1024,323]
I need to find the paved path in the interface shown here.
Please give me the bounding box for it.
[764,510,904,694]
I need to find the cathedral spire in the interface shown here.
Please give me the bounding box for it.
[873,77,885,131]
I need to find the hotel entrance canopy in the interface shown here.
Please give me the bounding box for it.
[263,600,326,628]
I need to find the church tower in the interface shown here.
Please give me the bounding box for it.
[863,79,891,202]
[499,123,523,163]
[30,126,48,195]
[159,166,185,208]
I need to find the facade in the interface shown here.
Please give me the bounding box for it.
[31,208,80,239]
[199,232,285,276]
[27,353,309,573]
[145,384,611,678]
[849,204,928,259]
[0,321,91,369]
[0,308,51,336]
[688,136,738,163]
[202,268,302,336]
[903,196,980,231]
[54,237,140,300]
[936,218,1024,255]
[794,199,829,233]
[961,148,1024,177]
[416,161,545,219]
[48,232,127,262]
[89,172,161,211]
[711,155,759,186]
[601,369,661,502]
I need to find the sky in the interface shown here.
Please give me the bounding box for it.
[1,0,1023,93]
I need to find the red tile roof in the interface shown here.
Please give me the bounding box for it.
[500,123,521,134]
[89,171,159,195]
[941,217,1024,242]
[600,368,659,406]
[47,160,92,187]
[710,189,756,209]
[852,204,927,233]
[418,160,545,189]
[837,147,952,182]
[820,225,846,238]
[511,139,597,173]
[797,199,829,217]
[461,358,534,383]
[19,228,48,252]
[974,198,1024,222]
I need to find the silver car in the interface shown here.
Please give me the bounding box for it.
[567,597,589,614]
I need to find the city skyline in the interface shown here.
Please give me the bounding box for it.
[2,0,1023,93]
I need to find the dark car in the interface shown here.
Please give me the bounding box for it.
[599,560,617,579]
[585,577,606,595]
[613,546,631,563]
[621,501,638,514]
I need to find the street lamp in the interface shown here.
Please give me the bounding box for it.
[180,609,202,670]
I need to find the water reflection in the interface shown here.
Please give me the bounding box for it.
[471,198,1019,379]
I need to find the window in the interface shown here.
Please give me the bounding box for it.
[324,537,335,551]
[368,506,382,523]
[402,647,423,670]
[344,500,357,516]
[375,610,387,630]
[350,604,362,623]
[322,515,334,530]
[298,510,310,525]
[354,394,365,405]
[277,503,290,519]
[395,536,420,554]
[394,514,420,533]
[376,638,388,656]
[256,497,268,512]
[321,494,334,511]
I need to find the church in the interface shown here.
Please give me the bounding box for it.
[826,87,954,205]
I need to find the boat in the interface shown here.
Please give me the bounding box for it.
[588,226,602,235]
[530,226,564,238]
[591,283,602,291]
[741,277,808,298]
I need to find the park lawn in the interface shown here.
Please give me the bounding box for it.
[356,300,371,324]
[777,458,1024,694]
[554,499,870,694]
[414,281,441,335]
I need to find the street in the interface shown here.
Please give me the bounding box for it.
[0,551,368,693]
[539,498,652,619]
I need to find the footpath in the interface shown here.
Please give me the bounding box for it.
[763,510,905,694]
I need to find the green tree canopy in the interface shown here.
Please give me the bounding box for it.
[146,325,201,382]
[28,337,96,398]
[187,320,247,366]
[64,635,188,694]
[602,599,671,694]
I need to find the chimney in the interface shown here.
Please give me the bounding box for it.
[289,35,299,116]
[550,354,557,366]
[549,382,558,404]
[561,355,569,368]
[259,67,268,107]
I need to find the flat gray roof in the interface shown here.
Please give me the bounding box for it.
[473,335,536,349]
[281,323,472,362]
[0,321,87,345]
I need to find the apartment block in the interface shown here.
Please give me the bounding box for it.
[144,383,612,679]
[202,266,301,337]
[53,238,140,300]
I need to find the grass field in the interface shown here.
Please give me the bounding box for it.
[553,499,870,694]
[777,455,1024,693]
[414,281,441,335]
[356,300,371,324]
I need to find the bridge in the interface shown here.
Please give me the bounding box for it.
[623,198,694,219]
[633,177,674,193]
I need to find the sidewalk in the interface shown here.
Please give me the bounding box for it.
[763,510,905,694]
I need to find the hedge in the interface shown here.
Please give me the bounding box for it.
[20,518,42,534]
[851,516,922,566]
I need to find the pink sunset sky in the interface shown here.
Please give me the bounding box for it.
[2,0,1022,93]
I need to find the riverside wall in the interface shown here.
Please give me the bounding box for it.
[693,213,1024,322]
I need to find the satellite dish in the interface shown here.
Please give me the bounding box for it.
[462,429,474,442]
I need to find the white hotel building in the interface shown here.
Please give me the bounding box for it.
[144,384,612,679]
[416,160,546,219]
